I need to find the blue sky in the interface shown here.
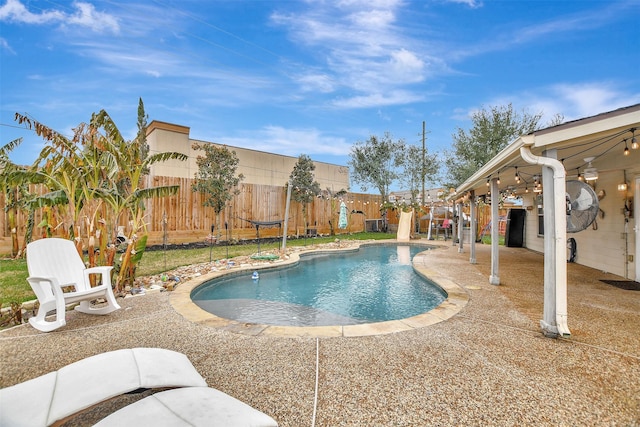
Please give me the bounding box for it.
[1,0,639,183]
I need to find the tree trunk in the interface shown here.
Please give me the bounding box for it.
[8,208,18,258]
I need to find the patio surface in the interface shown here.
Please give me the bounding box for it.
[1,240,639,426]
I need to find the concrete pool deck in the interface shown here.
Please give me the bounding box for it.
[171,242,469,338]
[1,240,639,425]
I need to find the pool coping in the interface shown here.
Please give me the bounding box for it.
[169,240,469,338]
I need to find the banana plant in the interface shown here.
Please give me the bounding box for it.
[0,137,30,257]
[89,109,187,292]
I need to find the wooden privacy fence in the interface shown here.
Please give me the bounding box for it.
[0,177,384,254]
[0,176,514,254]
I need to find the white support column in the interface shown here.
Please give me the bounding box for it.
[489,178,500,285]
[470,190,477,264]
[541,151,558,337]
[457,202,464,253]
[451,202,457,246]
[427,205,433,240]
[520,144,570,338]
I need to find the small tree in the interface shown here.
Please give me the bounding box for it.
[348,132,405,202]
[401,144,440,204]
[191,143,244,239]
[289,154,321,235]
[444,103,543,188]
[322,187,348,236]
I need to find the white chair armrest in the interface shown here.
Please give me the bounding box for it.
[85,266,115,274]
[83,266,115,290]
[26,275,68,321]
[27,275,67,297]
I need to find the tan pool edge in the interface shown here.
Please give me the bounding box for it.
[169,241,469,338]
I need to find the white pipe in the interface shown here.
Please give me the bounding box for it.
[520,145,570,337]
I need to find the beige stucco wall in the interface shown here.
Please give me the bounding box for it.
[522,168,638,279]
[146,120,350,191]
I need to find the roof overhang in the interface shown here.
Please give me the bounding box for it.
[451,104,640,201]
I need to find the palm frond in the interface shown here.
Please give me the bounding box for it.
[132,185,180,202]
[143,151,188,166]
[0,137,23,160]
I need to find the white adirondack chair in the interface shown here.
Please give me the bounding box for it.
[26,238,121,332]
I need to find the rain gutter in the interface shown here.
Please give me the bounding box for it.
[520,139,570,337]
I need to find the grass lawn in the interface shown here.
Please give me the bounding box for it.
[0,232,395,307]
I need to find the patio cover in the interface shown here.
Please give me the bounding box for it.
[450,103,640,338]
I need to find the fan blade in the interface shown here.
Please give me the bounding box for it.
[572,188,596,211]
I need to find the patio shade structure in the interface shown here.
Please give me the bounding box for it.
[450,103,640,338]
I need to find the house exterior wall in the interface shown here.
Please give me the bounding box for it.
[522,168,638,279]
[146,120,350,191]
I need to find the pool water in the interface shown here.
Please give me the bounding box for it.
[191,244,446,327]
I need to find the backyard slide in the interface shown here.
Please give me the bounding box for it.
[397,210,413,242]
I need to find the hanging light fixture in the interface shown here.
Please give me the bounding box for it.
[486,177,490,187]
[576,168,583,181]
[496,175,501,185]
[514,167,520,183]
[631,128,639,150]
[623,139,630,156]
[583,157,598,181]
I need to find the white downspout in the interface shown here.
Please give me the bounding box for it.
[520,144,570,337]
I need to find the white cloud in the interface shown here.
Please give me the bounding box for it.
[66,2,119,34]
[389,49,424,83]
[445,0,483,8]
[217,126,352,157]
[332,90,425,109]
[545,82,639,120]
[349,9,395,28]
[0,0,119,33]
[0,37,15,54]
[458,82,640,125]
[0,0,64,24]
[296,73,336,93]
[271,1,432,107]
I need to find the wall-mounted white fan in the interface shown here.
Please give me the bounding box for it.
[566,180,599,233]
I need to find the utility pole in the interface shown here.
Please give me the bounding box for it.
[281,179,293,254]
[422,121,426,206]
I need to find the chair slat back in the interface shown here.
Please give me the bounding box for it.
[27,238,87,288]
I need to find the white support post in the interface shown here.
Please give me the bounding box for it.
[469,190,477,264]
[520,144,570,337]
[427,205,433,240]
[541,153,558,336]
[457,202,464,253]
[451,202,457,246]
[489,178,500,285]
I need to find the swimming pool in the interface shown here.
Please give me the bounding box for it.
[191,244,447,327]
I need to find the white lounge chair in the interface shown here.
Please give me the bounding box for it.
[26,237,121,332]
[94,386,279,426]
[0,348,209,427]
